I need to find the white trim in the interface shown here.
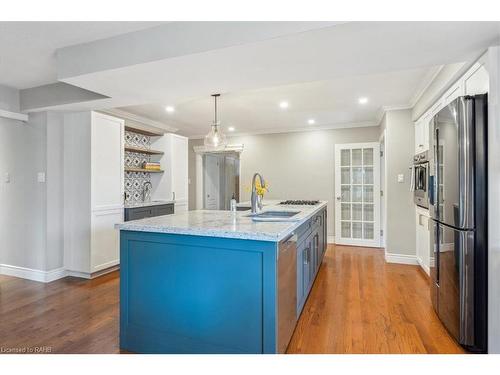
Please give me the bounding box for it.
[375,104,413,126]
[417,256,431,276]
[68,264,120,279]
[334,142,381,248]
[409,65,445,107]
[0,264,67,283]
[193,144,244,154]
[66,270,92,279]
[0,263,120,283]
[379,129,387,250]
[188,121,377,139]
[385,253,418,265]
[327,235,335,244]
[0,109,29,122]
[99,108,178,133]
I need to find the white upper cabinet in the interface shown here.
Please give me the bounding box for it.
[415,113,430,153]
[151,133,189,212]
[414,58,489,155]
[464,63,489,96]
[171,134,189,204]
[91,112,124,210]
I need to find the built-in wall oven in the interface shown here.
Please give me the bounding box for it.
[413,151,429,209]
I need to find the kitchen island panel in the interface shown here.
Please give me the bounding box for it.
[120,230,277,353]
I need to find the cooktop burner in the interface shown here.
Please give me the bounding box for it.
[279,200,320,206]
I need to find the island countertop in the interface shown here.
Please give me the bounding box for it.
[116,200,327,242]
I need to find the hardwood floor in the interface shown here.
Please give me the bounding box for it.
[0,271,120,353]
[0,245,464,354]
[287,245,464,354]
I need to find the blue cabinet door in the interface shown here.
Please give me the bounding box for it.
[296,207,327,316]
[296,237,306,315]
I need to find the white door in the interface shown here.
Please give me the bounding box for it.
[203,154,220,210]
[335,142,381,247]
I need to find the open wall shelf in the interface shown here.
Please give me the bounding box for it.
[125,145,164,155]
[125,167,164,173]
[124,125,164,137]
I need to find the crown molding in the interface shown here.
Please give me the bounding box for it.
[0,109,28,122]
[188,121,378,139]
[100,108,178,133]
[193,144,244,154]
[409,65,444,108]
[375,104,414,126]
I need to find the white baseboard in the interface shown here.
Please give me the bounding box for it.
[66,265,120,279]
[1,263,120,283]
[0,264,67,283]
[327,235,335,244]
[385,253,419,265]
[417,257,431,276]
[65,270,92,279]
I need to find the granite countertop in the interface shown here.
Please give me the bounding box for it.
[124,200,175,209]
[116,201,327,242]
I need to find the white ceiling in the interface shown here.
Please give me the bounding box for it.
[120,66,438,137]
[0,21,164,89]
[2,21,499,136]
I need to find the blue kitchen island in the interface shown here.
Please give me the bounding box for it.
[116,201,327,354]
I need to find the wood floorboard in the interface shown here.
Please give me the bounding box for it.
[287,245,465,354]
[0,245,464,354]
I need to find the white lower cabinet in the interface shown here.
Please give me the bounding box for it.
[415,207,430,275]
[64,111,124,277]
[91,208,123,272]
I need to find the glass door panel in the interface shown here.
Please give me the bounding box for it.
[336,144,379,246]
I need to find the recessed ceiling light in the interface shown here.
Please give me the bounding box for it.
[279,101,289,109]
[307,119,316,125]
[358,97,368,105]
[228,126,235,132]
[165,106,175,113]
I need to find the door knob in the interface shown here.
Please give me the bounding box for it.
[336,196,341,201]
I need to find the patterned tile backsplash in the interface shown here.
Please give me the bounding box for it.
[124,130,152,203]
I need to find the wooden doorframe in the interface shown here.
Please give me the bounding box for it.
[334,142,381,248]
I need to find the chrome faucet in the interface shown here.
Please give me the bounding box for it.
[142,181,153,202]
[251,173,265,214]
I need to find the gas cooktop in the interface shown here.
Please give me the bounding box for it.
[279,200,320,206]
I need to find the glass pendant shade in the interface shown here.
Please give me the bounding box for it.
[204,94,227,148]
[204,123,227,147]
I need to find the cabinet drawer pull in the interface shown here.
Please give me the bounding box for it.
[304,247,310,265]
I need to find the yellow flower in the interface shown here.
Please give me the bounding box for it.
[245,180,269,197]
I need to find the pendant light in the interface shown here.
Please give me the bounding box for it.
[204,94,227,148]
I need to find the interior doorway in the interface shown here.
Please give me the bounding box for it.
[202,153,240,210]
[334,142,381,247]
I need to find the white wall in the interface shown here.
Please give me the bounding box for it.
[380,109,416,259]
[189,126,381,237]
[46,112,65,270]
[0,85,65,275]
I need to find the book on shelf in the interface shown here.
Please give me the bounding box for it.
[142,162,161,170]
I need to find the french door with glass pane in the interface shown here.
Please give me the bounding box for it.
[335,143,381,247]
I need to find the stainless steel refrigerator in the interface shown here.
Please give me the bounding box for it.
[429,94,488,353]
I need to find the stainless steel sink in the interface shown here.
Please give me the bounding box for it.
[246,210,300,222]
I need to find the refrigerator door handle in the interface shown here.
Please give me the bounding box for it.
[429,175,435,206]
[458,98,475,229]
[459,230,475,346]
